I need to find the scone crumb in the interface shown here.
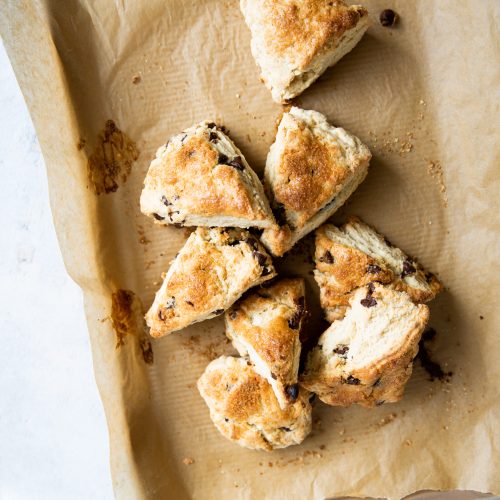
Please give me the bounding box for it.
[426,160,448,207]
[132,74,141,84]
[182,457,194,465]
[319,444,326,450]
[405,439,413,446]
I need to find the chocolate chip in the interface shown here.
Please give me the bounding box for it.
[271,372,277,380]
[309,393,316,403]
[212,309,224,315]
[319,250,334,264]
[153,213,165,220]
[209,131,218,143]
[185,300,194,307]
[218,153,228,164]
[380,9,398,27]
[224,417,229,422]
[401,260,416,278]
[285,384,299,400]
[273,204,287,226]
[367,264,382,274]
[158,309,167,321]
[229,310,238,320]
[228,156,245,170]
[373,377,381,387]
[367,282,375,294]
[345,375,360,385]
[252,251,267,266]
[207,122,217,129]
[333,345,349,356]
[279,427,292,432]
[218,125,229,134]
[161,195,172,206]
[361,296,377,308]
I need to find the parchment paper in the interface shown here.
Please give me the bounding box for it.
[1,1,499,499]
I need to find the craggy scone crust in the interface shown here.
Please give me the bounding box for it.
[198,356,312,451]
[314,217,443,321]
[140,121,275,228]
[146,228,276,338]
[300,284,429,407]
[261,107,371,256]
[225,278,306,408]
[240,0,369,102]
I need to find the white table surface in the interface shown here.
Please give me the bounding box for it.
[0,41,114,500]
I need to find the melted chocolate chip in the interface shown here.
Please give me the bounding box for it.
[401,260,416,278]
[333,345,349,356]
[207,122,217,129]
[319,250,334,264]
[218,153,228,164]
[361,296,377,308]
[228,156,245,170]
[288,298,305,330]
[224,417,229,422]
[367,264,382,274]
[209,131,218,143]
[161,195,172,206]
[285,384,299,400]
[380,9,398,27]
[153,213,165,220]
[212,309,224,316]
[273,204,287,226]
[279,427,292,432]
[417,327,453,382]
[367,282,375,294]
[252,251,267,266]
[271,372,277,380]
[345,375,360,385]
[185,300,194,307]
[373,377,381,387]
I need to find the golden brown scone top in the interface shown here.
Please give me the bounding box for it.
[146,228,276,337]
[225,278,306,393]
[198,356,312,450]
[253,0,368,69]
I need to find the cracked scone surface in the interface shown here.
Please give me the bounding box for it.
[240,0,369,102]
[198,356,312,451]
[146,228,276,338]
[301,284,429,407]
[261,107,371,256]
[140,121,274,228]
[314,217,443,321]
[225,278,306,409]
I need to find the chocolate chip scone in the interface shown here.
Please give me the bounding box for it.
[240,0,369,103]
[225,278,306,409]
[146,228,276,338]
[314,217,443,321]
[140,121,275,228]
[260,107,371,256]
[198,356,312,451]
[300,284,429,407]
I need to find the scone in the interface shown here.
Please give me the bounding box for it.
[140,121,275,228]
[260,107,371,256]
[198,356,312,451]
[240,0,369,103]
[145,228,276,338]
[314,217,443,321]
[300,284,429,407]
[225,278,306,409]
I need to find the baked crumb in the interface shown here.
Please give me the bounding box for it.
[132,74,141,84]
[182,457,194,465]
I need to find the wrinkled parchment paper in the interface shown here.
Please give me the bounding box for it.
[1,1,499,498]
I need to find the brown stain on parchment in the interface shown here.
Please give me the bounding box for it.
[88,120,139,194]
[111,289,154,364]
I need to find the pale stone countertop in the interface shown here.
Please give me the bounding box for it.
[0,41,113,499]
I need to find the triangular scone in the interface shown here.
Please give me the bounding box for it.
[300,284,429,407]
[225,278,306,409]
[314,217,443,321]
[140,121,275,229]
[260,107,371,256]
[240,0,369,103]
[145,228,276,338]
[198,356,312,451]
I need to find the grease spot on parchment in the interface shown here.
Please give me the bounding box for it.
[88,120,139,194]
[111,289,154,364]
